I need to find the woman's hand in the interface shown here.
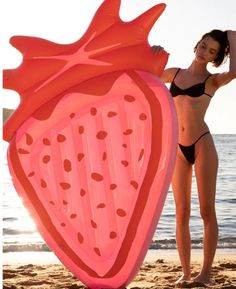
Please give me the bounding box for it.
[151,45,165,55]
[227,30,236,42]
[226,30,236,76]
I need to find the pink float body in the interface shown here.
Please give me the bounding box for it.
[4,1,177,288]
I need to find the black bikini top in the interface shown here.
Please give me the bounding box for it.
[170,68,213,98]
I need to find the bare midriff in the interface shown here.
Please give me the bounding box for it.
[173,94,211,145]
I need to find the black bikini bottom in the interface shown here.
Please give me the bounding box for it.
[178,131,210,164]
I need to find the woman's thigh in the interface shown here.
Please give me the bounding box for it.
[194,134,218,211]
[172,147,193,213]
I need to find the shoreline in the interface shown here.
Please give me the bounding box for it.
[3,249,236,289]
[3,248,236,265]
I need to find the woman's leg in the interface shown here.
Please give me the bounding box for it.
[194,134,218,283]
[172,148,193,282]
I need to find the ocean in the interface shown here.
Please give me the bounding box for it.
[2,134,236,257]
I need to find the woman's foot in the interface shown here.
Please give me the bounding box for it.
[174,274,191,284]
[193,272,211,284]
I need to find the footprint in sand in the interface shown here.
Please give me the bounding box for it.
[18,280,54,286]
[176,281,207,288]
[215,276,227,283]
[67,285,88,289]
[164,275,175,280]
[155,259,164,264]
[219,263,236,270]
[169,266,182,272]
[3,271,18,279]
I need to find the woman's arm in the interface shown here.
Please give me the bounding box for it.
[214,30,236,88]
[228,30,236,72]
[151,45,178,83]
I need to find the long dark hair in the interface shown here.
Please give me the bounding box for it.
[194,29,229,67]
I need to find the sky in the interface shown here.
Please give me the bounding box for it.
[1,0,236,133]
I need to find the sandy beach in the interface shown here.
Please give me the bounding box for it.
[3,250,236,289]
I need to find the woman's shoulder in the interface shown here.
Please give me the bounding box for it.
[161,67,180,83]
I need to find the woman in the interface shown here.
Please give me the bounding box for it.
[152,30,236,284]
